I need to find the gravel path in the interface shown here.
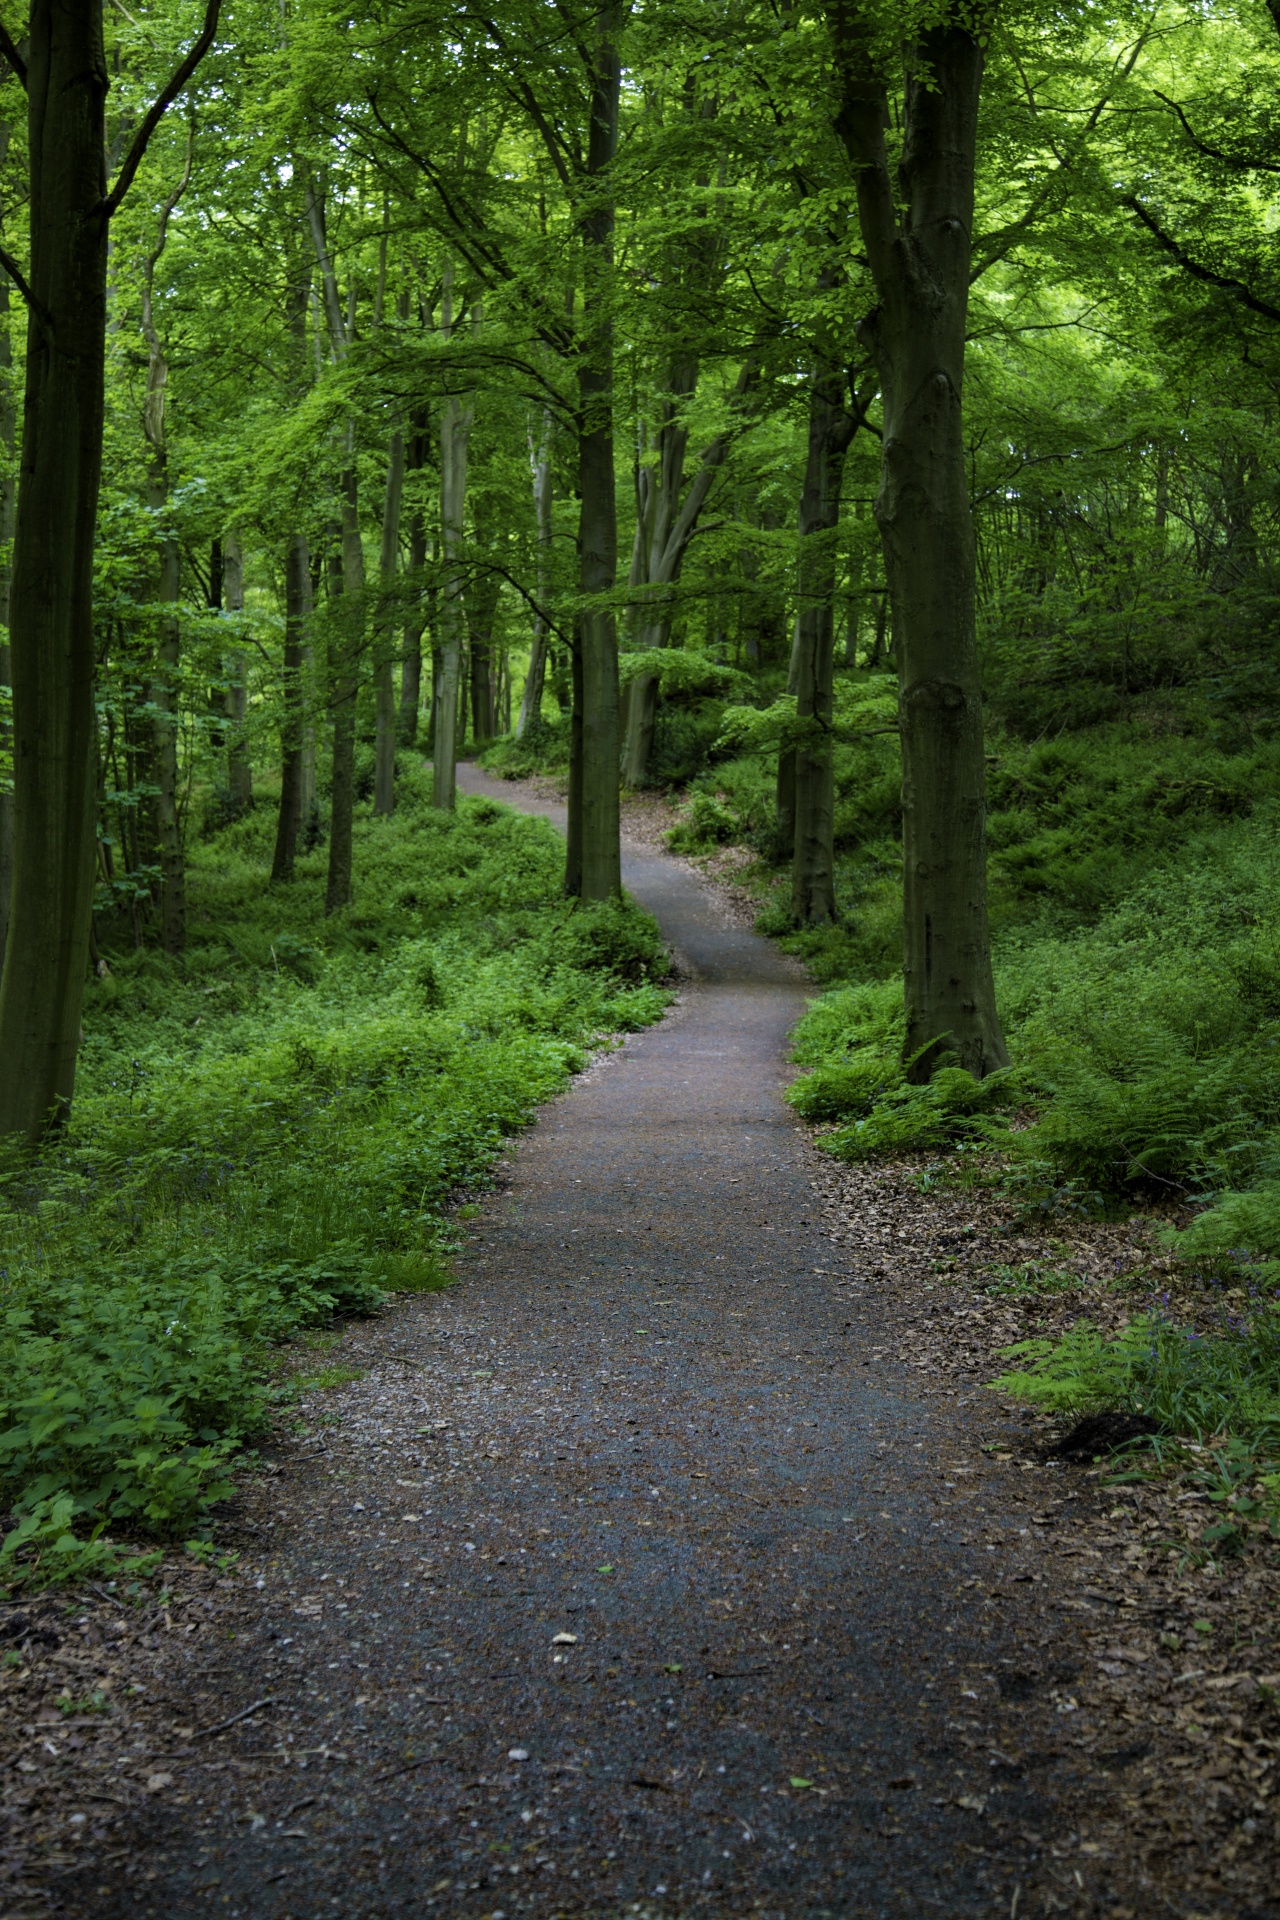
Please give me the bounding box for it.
[51,770,1125,1919]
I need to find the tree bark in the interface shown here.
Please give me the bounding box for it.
[828,2,1008,1079]
[0,0,110,1137]
[467,543,500,745]
[570,2,622,898]
[222,530,252,810]
[516,404,554,737]
[271,532,309,881]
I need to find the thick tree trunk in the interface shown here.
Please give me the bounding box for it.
[0,0,109,1138]
[828,4,1008,1079]
[517,405,554,737]
[271,532,309,881]
[433,272,474,811]
[373,424,405,815]
[570,3,622,899]
[0,270,16,976]
[326,471,363,913]
[789,360,856,927]
[222,530,252,811]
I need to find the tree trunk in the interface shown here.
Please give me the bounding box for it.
[326,468,363,913]
[271,532,309,881]
[467,550,499,746]
[222,530,252,810]
[373,423,405,815]
[138,138,194,958]
[828,3,1008,1079]
[398,419,429,747]
[516,404,554,737]
[0,0,110,1138]
[789,358,857,927]
[0,268,17,977]
[570,2,622,899]
[433,268,474,811]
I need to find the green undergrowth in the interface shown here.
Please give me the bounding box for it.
[770,712,1280,1481]
[0,770,668,1579]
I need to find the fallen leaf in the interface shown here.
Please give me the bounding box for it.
[508,1747,529,1762]
[551,1633,578,1646]
[146,1773,174,1792]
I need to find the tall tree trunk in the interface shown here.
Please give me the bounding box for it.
[139,136,193,958]
[467,543,499,746]
[326,467,363,913]
[271,532,309,881]
[516,404,553,737]
[222,530,252,811]
[398,419,429,747]
[789,358,858,927]
[433,267,474,811]
[373,422,406,814]
[570,2,622,899]
[828,2,1008,1079]
[0,267,17,977]
[0,2,109,1137]
[0,0,217,1139]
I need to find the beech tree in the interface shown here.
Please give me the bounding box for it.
[0,0,220,1142]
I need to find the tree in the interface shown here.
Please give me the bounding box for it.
[0,0,221,1142]
[826,0,1009,1080]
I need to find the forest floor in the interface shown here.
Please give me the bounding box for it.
[3,770,1278,1920]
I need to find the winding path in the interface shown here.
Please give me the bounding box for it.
[70,770,1087,1920]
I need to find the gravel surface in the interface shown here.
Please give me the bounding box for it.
[12,767,1277,1918]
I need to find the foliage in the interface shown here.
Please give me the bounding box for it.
[0,783,667,1557]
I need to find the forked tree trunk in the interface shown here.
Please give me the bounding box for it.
[828,2,1008,1079]
[271,532,309,881]
[222,530,252,810]
[516,404,553,737]
[0,1,109,1136]
[570,2,622,899]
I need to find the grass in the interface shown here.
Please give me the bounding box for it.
[0,766,669,1582]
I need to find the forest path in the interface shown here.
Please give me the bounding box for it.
[68,771,1096,1920]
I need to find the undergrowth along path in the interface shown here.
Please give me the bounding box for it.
[57,770,1132,1919]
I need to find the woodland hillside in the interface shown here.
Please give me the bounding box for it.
[1,0,1280,1579]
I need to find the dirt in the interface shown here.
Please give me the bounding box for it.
[2,766,1277,1920]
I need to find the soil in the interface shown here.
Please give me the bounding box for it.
[2,766,1277,1920]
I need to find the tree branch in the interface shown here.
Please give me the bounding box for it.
[0,16,25,87]
[1122,195,1280,325]
[1152,88,1280,177]
[0,243,43,324]
[98,0,221,223]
